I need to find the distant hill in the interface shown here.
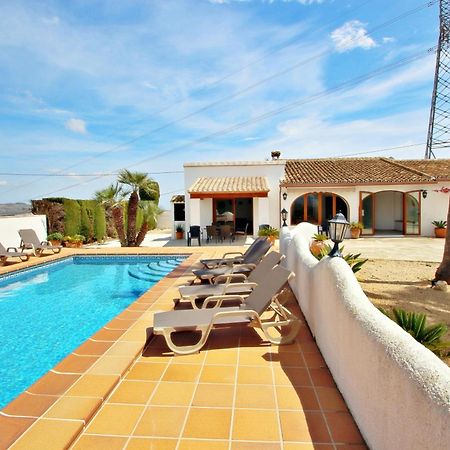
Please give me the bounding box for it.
[0,203,32,216]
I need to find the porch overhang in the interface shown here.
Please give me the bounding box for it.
[188,176,269,199]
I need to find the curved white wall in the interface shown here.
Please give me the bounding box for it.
[0,215,47,248]
[281,224,450,449]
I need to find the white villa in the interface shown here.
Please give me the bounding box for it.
[172,155,450,238]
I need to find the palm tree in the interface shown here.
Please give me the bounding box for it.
[136,201,163,246]
[94,183,126,246]
[117,170,158,247]
[434,196,450,284]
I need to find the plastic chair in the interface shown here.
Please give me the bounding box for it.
[187,226,202,246]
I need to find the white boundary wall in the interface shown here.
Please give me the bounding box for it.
[0,215,47,248]
[280,223,450,450]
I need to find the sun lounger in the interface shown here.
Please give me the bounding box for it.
[199,236,266,268]
[153,265,300,355]
[18,229,62,256]
[0,242,30,263]
[192,238,271,283]
[179,251,284,308]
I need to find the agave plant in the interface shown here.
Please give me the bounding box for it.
[379,307,450,355]
[315,244,368,273]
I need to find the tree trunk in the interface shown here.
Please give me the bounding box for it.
[136,222,149,247]
[126,191,139,246]
[434,196,450,283]
[112,206,126,246]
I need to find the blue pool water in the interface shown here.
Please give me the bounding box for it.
[0,255,185,408]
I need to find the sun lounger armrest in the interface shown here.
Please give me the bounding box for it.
[232,263,256,271]
[40,240,50,245]
[224,282,256,291]
[214,273,247,284]
[7,247,19,252]
[202,294,246,309]
[222,251,243,258]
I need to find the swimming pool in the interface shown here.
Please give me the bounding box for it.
[0,255,185,408]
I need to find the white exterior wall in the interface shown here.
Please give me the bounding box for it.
[0,215,47,248]
[284,184,449,236]
[184,161,285,235]
[280,224,450,450]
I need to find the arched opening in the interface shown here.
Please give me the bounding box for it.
[290,192,349,228]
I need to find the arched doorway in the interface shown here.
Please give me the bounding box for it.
[290,192,349,228]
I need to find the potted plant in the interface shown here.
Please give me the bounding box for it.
[258,226,279,245]
[64,235,85,248]
[47,232,64,246]
[432,220,447,238]
[349,221,363,239]
[310,233,328,256]
[175,224,184,240]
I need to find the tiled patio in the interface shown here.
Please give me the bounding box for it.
[0,246,367,449]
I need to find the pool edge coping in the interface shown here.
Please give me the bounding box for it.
[0,250,200,449]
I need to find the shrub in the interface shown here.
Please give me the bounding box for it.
[313,232,328,241]
[315,244,368,273]
[379,307,450,355]
[63,199,81,236]
[80,204,92,242]
[47,232,63,241]
[93,203,106,241]
[432,220,447,228]
[258,226,279,238]
[350,221,364,230]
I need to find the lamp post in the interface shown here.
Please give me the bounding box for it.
[281,208,288,227]
[328,212,350,257]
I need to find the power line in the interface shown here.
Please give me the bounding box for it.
[36,46,435,199]
[0,170,183,177]
[1,0,436,196]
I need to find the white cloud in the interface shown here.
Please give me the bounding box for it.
[42,16,59,25]
[65,118,87,134]
[331,20,376,53]
[383,37,396,44]
[0,180,7,186]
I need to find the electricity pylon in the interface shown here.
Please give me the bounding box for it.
[425,0,450,159]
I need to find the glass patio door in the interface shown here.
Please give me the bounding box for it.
[404,191,421,235]
[360,192,374,235]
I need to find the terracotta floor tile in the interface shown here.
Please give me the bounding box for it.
[183,407,231,439]
[231,443,281,450]
[316,387,348,411]
[134,406,187,437]
[27,372,80,396]
[303,352,326,368]
[283,444,334,450]
[325,412,365,444]
[237,366,273,385]
[85,404,144,435]
[276,386,320,410]
[235,384,276,409]
[150,382,196,406]
[87,356,133,375]
[0,415,36,449]
[192,383,234,407]
[105,340,144,358]
[170,351,206,364]
[239,348,272,366]
[271,351,305,367]
[273,367,311,386]
[2,392,57,418]
[199,365,236,384]
[178,439,229,450]
[125,362,168,381]
[53,354,98,374]
[65,374,119,398]
[10,418,83,450]
[279,410,331,443]
[43,396,101,422]
[90,328,126,341]
[300,342,321,353]
[72,434,128,450]
[120,326,148,342]
[74,340,114,356]
[204,348,238,365]
[106,318,136,330]
[162,363,201,382]
[126,437,177,449]
[232,409,280,441]
[309,368,336,387]
[109,380,156,404]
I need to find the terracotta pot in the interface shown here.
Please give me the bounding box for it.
[350,228,361,239]
[176,231,184,240]
[49,240,61,246]
[268,235,276,246]
[435,227,447,238]
[310,240,326,256]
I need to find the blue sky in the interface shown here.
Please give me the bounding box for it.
[0,0,440,207]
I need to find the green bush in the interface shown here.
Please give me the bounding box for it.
[80,204,92,242]
[379,307,450,355]
[47,232,63,241]
[63,199,81,236]
[93,203,106,241]
[315,244,368,273]
[257,226,279,238]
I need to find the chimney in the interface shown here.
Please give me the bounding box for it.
[271,150,281,160]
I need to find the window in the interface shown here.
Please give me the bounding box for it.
[174,203,185,221]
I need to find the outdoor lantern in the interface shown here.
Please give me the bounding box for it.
[281,208,288,227]
[282,191,288,201]
[328,212,350,257]
[422,190,428,199]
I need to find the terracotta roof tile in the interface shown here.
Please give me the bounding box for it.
[188,176,269,194]
[282,157,450,185]
[170,195,185,203]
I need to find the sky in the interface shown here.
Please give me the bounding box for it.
[0,0,442,207]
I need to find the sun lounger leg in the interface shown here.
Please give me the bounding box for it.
[160,326,211,355]
[260,317,301,345]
